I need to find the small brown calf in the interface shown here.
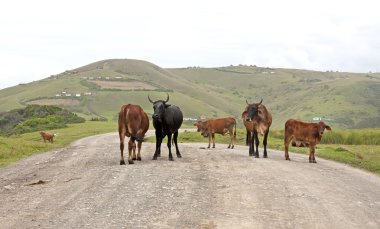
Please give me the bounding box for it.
[40,131,56,143]
[284,119,331,163]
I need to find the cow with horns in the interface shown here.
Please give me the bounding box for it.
[148,94,183,161]
[242,99,272,157]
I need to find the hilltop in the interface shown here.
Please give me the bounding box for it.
[0,59,379,129]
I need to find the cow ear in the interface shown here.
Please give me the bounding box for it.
[325,125,332,131]
[165,103,171,108]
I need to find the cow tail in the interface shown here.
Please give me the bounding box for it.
[120,105,129,132]
[234,119,237,138]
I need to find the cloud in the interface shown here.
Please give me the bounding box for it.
[1,0,380,89]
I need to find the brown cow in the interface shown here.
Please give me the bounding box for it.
[284,119,331,163]
[193,117,236,149]
[118,104,149,165]
[242,99,272,157]
[40,131,56,143]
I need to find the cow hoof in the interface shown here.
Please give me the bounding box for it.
[263,155,268,158]
[231,146,234,149]
[212,146,215,148]
[137,157,142,161]
[152,157,157,160]
[286,158,291,161]
[128,160,134,164]
[249,153,254,156]
[169,157,174,161]
[255,155,259,158]
[227,145,231,149]
[177,154,182,158]
[132,157,137,160]
[120,160,125,165]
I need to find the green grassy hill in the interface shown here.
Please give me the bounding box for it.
[1,59,379,129]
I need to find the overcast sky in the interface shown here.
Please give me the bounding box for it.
[1,0,379,89]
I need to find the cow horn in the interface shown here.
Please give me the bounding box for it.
[165,93,169,103]
[246,100,249,105]
[148,95,154,104]
[258,99,263,105]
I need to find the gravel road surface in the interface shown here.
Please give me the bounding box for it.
[1,131,379,228]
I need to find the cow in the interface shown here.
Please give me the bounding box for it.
[148,94,183,161]
[284,119,331,163]
[193,117,236,149]
[242,99,272,157]
[40,131,56,143]
[118,104,149,165]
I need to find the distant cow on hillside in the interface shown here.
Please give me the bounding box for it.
[242,99,272,157]
[40,131,56,143]
[118,104,149,165]
[284,119,331,163]
[149,94,183,161]
[193,117,236,149]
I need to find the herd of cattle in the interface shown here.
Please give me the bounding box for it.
[115,93,332,165]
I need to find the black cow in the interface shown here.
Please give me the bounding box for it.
[148,94,183,161]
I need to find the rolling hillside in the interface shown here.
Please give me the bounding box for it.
[0,59,379,129]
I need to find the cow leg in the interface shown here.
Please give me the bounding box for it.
[119,131,126,165]
[263,128,269,158]
[167,133,174,161]
[153,134,162,160]
[132,139,137,160]
[173,131,182,158]
[207,135,211,148]
[137,141,142,161]
[128,138,135,164]
[212,133,215,148]
[284,135,292,160]
[253,129,260,158]
[309,145,316,163]
[248,132,253,156]
[229,130,234,149]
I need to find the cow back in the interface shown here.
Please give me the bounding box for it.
[206,117,235,134]
[285,119,322,144]
[119,104,149,140]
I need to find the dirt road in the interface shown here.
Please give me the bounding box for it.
[1,131,379,228]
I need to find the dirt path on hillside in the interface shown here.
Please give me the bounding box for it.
[0,131,379,228]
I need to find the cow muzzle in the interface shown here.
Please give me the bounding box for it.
[245,118,252,122]
[152,114,161,122]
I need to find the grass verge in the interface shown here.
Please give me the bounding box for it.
[0,121,117,168]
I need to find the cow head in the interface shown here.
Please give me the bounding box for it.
[245,99,263,122]
[316,121,332,136]
[193,121,204,132]
[148,94,170,123]
[193,121,209,137]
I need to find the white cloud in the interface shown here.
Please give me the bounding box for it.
[1,0,380,89]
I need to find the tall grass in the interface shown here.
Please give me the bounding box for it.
[269,129,380,145]
[321,129,380,145]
